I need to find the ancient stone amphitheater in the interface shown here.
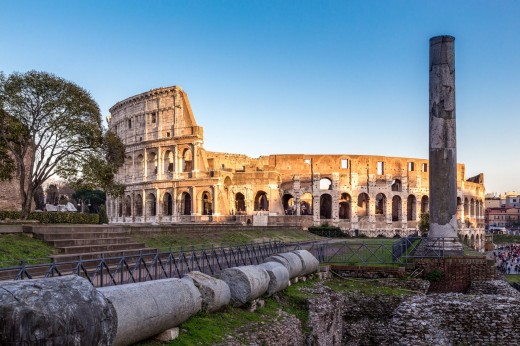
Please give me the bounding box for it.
[106,86,485,245]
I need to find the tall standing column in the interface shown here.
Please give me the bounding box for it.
[428,35,462,251]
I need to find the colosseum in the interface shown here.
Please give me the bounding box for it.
[106,86,485,245]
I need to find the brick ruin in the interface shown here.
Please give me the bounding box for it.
[104,86,486,247]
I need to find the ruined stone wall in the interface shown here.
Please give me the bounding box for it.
[106,87,486,243]
[0,149,32,212]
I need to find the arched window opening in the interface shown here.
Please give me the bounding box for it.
[375,193,386,215]
[147,152,157,177]
[320,194,332,219]
[254,191,269,211]
[464,197,469,216]
[135,155,144,179]
[202,192,212,215]
[118,198,123,217]
[357,193,369,217]
[146,193,156,216]
[164,150,174,173]
[300,193,313,215]
[421,196,429,214]
[339,193,351,220]
[282,194,295,215]
[319,178,332,190]
[163,193,173,216]
[470,199,475,217]
[135,194,143,217]
[182,148,193,172]
[125,156,133,178]
[392,195,402,221]
[391,179,402,192]
[124,196,131,217]
[182,192,192,215]
[407,195,416,221]
[235,193,246,214]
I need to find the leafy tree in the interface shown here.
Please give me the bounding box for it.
[419,212,429,236]
[72,188,106,213]
[0,71,124,219]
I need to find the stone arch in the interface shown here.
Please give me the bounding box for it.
[300,192,313,215]
[135,154,144,179]
[319,178,332,190]
[392,195,402,221]
[464,197,469,216]
[282,194,295,215]
[470,234,475,248]
[147,151,157,177]
[125,155,133,178]
[182,148,193,172]
[235,192,246,213]
[464,234,469,245]
[124,195,132,217]
[254,191,269,211]
[320,193,332,219]
[421,195,429,214]
[224,176,232,187]
[164,150,174,174]
[135,194,143,217]
[118,198,123,218]
[470,198,475,218]
[146,192,156,217]
[375,193,386,215]
[339,193,351,220]
[181,191,192,215]
[391,179,402,192]
[201,191,212,215]
[357,193,369,217]
[407,195,417,221]
[163,192,173,216]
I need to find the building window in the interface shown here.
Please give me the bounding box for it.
[128,119,132,129]
[166,132,170,137]
[422,163,428,172]
[341,159,348,169]
[304,159,311,165]
[377,161,384,175]
[408,162,415,171]
[151,112,156,123]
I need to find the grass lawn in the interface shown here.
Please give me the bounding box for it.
[323,239,399,265]
[0,234,54,266]
[505,275,520,284]
[130,228,323,251]
[493,234,520,244]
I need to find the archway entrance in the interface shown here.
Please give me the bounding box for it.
[320,194,332,219]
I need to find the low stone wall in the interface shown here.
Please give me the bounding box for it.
[331,265,406,279]
[390,286,520,345]
[414,256,497,293]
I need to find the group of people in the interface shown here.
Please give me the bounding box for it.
[493,244,520,274]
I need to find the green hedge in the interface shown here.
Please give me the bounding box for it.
[0,211,99,224]
[308,226,347,238]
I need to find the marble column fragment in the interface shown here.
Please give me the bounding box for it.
[428,35,462,250]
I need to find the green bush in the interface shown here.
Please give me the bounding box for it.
[0,211,22,220]
[308,226,346,238]
[28,212,99,224]
[425,268,443,282]
[1,210,99,224]
[98,204,108,224]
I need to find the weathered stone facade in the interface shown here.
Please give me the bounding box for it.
[106,87,485,244]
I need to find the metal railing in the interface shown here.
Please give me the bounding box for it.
[0,236,457,286]
[0,241,292,287]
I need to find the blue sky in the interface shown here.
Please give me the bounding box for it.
[1,0,519,193]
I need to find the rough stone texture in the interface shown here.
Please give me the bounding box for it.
[105,86,486,242]
[222,309,304,346]
[0,275,116,346]
[98,277,201,346]
[265,252,303,279]
[155,327,180,342]
[258,261,290,296]
[389,291,520,345]
[220,265,270,307]
[428,35,461,249]
[0,148,32,212]
[292,249,320,276]
[184,271,231,312]
[468,279,520,296]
